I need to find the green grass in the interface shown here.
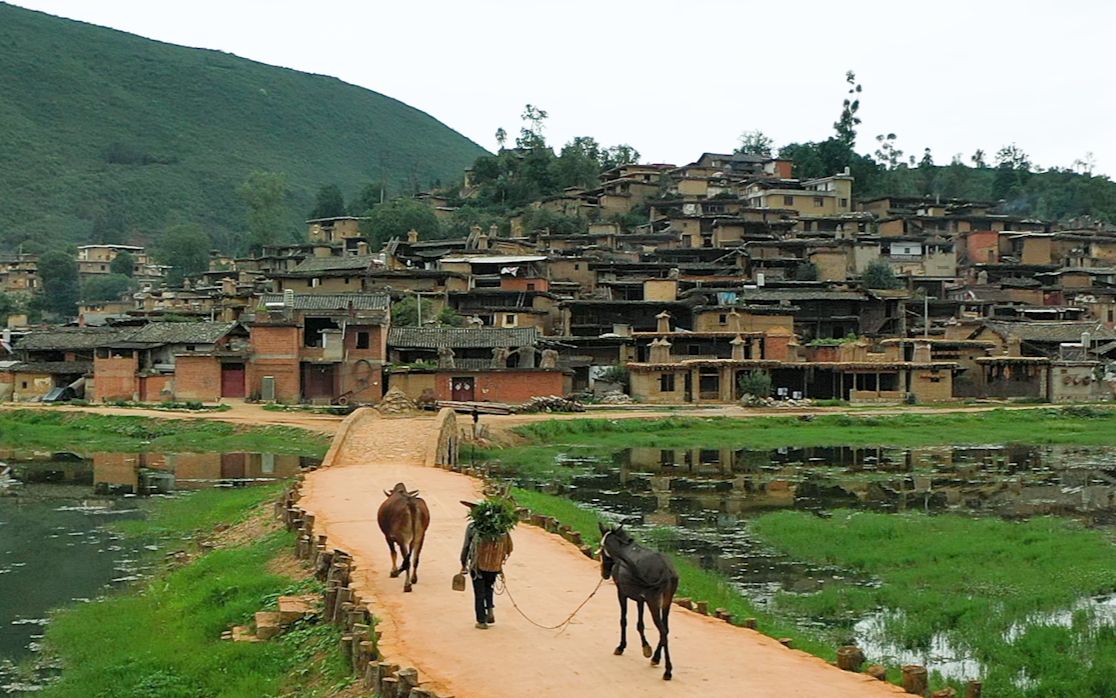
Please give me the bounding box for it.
[751,510,1116,697]
[510,488,835,660]
[112,483,285,539]
[0,3,486,252]
[41,486,353,697]
[0,410,329,456]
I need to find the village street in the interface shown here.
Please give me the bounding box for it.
[296,409,908,698]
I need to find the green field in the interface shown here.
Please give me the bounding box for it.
[0,410,330,455]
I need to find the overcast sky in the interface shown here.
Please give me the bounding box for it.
[11,0,1116,176]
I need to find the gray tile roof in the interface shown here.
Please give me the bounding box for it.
[982,321,1116,343]
[16,328,124,351]
[119,321,240,345]
[16,323,240,352]
[290,255,375,274]
[258,293,389,311]
[388,326,540,349]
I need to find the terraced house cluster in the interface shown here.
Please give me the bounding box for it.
[3,151,1115,405]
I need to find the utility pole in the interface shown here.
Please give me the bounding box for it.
[924,294,929,338]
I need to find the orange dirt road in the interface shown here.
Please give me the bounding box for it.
[299,411,906,698]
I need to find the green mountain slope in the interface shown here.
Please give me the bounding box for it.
[0,3,487,253]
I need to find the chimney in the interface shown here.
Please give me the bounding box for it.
[283,288,295,307]
[649,338,673,363]
[656,311,671,333]
[489,224,500,239]
[1082,331,1091,351]
[407,229,419,243]
[913,340,932,363]
[731,335,747,361]
[756,272,766,287]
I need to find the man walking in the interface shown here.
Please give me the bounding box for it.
[459,499,514,629]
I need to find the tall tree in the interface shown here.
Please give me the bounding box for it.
[308,184,346,219]
[350,181,387,215]
[833,70,862,149]
[82,274,134,302]
[238,171,292,252]
[110,250,135,277]
[360,198,441,248]
[37,250,80,318]
[154,224,211,287]
[736,130,774,157]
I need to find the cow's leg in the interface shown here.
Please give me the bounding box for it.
[400,542,413,592]
[386,538,400,577]
[614,589,627,655]
[410,529,426,587]
[636,599,652,658]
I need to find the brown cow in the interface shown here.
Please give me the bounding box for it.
[376,482,430,592]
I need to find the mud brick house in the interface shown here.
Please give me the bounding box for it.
[3,327,107,400]
[270,255,379,294]
[246,292,390,405]
[970,321,1116,358]
[90,321,249,402]
[447,288,561,333]
[386,326,568,403]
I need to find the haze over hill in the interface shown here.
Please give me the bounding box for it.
[0,2,487,254]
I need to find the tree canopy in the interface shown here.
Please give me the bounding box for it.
[154,224,211,287]
[239,171,293,252]
[361,198,442,249]
[36,250,79,319]
[308,184,346,219]
[82,273,134,303]
[110,250,135,277]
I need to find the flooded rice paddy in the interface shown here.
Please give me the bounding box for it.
[493,443,1116,682]
[0,449,318,693]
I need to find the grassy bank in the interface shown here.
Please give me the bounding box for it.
[40,486,352,697]
[751,510,1116,697]
[0,410,329,456]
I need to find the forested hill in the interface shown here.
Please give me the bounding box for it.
[0,3,487,253]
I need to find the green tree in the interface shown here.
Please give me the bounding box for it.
[361,198,441,248]
[36,250,80,319]
[82,273,134,302]
[91,206,126,244]
[834,70,862,149]
[793,261,819,281]
[736,130,774,156]
[350,181,387,215]
[0,291,25,325]
[863,259,901,289]
[110,250,135,277]
[154,224,211,287]
[238,171,292,252]
[601,144,640,170]
[308,184,346,219]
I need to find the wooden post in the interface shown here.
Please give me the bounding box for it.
[397,667,419,695]
[743,618,757,629]
[674,597,693,610]
[778,638,793,648]
[866,664,888,681]
[902,665,928,696]
[836,646,865,672]
[694,601,709,615]
[339,635,353,673]
[965,681,982,698]
[380,677,399,698]
[931,689,957,698]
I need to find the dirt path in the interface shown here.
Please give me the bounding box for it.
[299,412,906,698]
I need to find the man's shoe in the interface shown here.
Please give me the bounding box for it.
[474,622,489,630]
[486,610,495,624]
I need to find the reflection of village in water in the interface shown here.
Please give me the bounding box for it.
[545,444,1116,603]
[2,448,320,496]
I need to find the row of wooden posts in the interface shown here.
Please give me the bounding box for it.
[277,477,446,698]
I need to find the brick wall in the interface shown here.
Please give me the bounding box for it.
[433,369,565,403]
[910,368,953,402]
[248,325,300,402]
[93,354,138,402]
[175,355,221,402]
[140,374,173,402]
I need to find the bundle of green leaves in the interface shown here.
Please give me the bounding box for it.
[469,498,518,540]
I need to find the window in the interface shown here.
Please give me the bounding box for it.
[100,264,107,271]
[660,374,676,392]
[504,314,517,327]
[574,263,581,271]
[839,198,849,207]
[306,279,314,288]
[526,283,535,291]
[813,196,825,207]
[718,313,728,325]
[186,345,196,352]
[344,278,350,285]
[783,195,795,205]
[356,331,370,349]
[21,381,27,390]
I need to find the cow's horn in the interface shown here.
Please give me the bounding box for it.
[407,490,419,497]
[383,490,391,497]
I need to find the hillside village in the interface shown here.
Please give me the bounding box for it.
[3,150,1116,408]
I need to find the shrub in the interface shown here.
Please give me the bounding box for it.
[595,364,630,388]
[737,370,772,398]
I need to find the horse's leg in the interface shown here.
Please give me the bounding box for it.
[660,592,673,681]
[647,598,664,667]
[636,599,652,658]
[386,537,400,577]
[614,590,627,655]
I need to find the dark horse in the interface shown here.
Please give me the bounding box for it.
[376,482,430,592]
[599,523,679,680]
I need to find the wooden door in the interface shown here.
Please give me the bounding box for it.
[220,363,246,398]
[451,377,475,402]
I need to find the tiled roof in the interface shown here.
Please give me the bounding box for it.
[736,289,868,302]
[291,255,375,273]
[16,323,240,351]
[6,361,92,374]
[15,328,124,351]
[982,321,1116,343]
[258,293,389,311]
[388,327,540,349]
[119,321,240,345]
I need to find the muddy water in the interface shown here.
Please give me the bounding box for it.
[0,449,319,693]
[493,443,1116,680]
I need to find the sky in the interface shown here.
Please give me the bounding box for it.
[10,0,1116,176]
